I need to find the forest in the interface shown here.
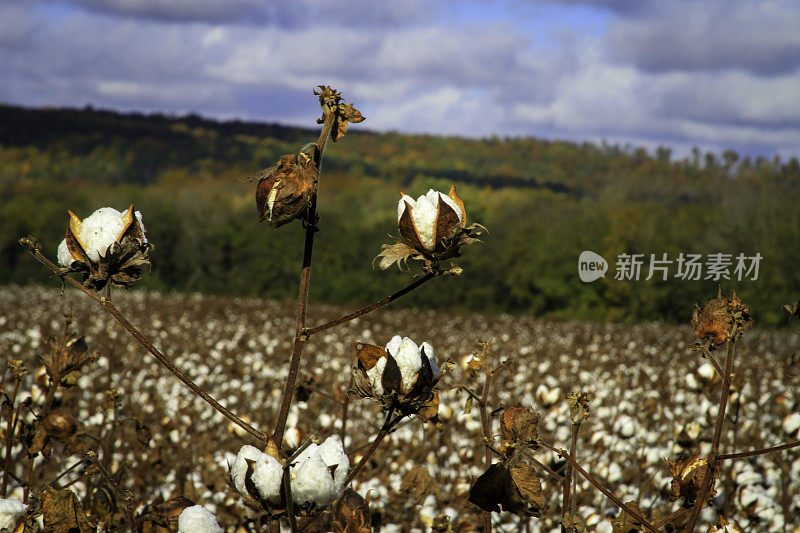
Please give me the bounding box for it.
[1,104,799,325]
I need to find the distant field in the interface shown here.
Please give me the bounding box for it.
[2,285,799,531]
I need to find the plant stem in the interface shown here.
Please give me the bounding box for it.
[683,339,736,532]
[1,373,22,497]
[561,421,581,531]
[272,110,335,448]
[85,451,137,532]
[303,272,437,337]
[540,441,658,533]
[719,439,800,460]
[339,375,353,441]
[22,244,267,444]
[479,368,495,533]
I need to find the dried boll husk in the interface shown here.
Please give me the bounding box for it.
[332,489,370,533]
[254,143,320,228]
[42,411,78,438]
[666,454,716,507]
[691,289,753,347]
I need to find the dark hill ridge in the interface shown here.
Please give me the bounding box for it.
[0,103,606,195]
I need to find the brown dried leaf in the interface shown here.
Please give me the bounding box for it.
[508,461,546,517]
[467,463,507,513]
[42,488,95,533]
[375,242,419,271]
[401,465,438,504]
[612,501,645,532]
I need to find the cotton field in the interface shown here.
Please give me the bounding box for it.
[1,285,799,532]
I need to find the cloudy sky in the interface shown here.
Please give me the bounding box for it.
[1,0,799,158]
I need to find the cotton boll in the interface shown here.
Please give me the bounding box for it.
[782,412,800,436]
[391,337,423,393]
[317,436,350,490]
[251,455,283,503]
[177,505,222,533]
[80,207,127,262]
[614,415,636,439]
[0,498,27,531]
[231,445,265,496]
[292,454,336,506]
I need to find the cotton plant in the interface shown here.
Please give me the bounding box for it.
[17,85,493,531]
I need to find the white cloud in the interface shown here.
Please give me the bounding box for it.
[0,0,798,158]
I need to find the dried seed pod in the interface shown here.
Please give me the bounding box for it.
[666,455,716,507]
[42,411,77,439]
[253,143,320,228]
[691,289,753,347]
[332,489,370,533]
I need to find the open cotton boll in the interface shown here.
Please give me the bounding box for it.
[80,207,127,262]
[389,337,423,393]
[251,454,283,502]
[231,445,266,496]
[0,498,27,531]
[177,505,222,533]
[410,193,438,250]
[292,453,337,506]
[317,436,350,490]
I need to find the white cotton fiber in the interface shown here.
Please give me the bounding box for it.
[231,445,283,502]
[317,436,350,490]
[0,498,27,531]
[366,355,387,396]
[231,445,265,495]
[388,336,423,393]
[177,505,222,533]
[57,206,148,266]
[292,453,336,506]
[57,239,73,267]
[251,454,283,502]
